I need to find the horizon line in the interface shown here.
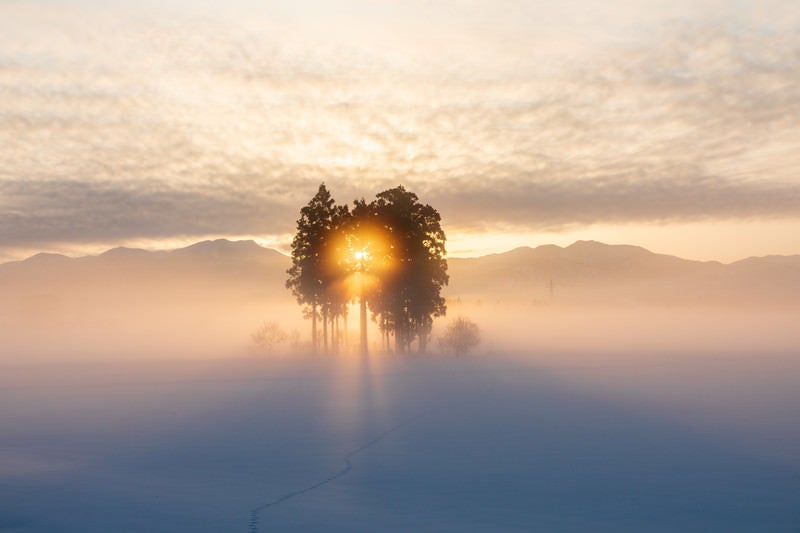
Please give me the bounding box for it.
[3,238,798,267]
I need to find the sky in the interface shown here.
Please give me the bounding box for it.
[1,0,799,262]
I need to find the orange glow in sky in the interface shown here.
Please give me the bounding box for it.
[0,1,798,263]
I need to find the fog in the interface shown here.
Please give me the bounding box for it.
[3,286,796,367]
[446,301,800,360]
[3,306,797,374]
[1,243,799,531]
[0,281,302,363]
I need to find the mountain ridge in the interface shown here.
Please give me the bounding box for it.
[0,239,797,307]
[4,238,797,268]
[0,239,288,270]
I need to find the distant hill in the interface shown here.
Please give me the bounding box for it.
[0,240,295,358]
[0,238,290,294]
[447,240,800,306]
[1,239,796,359]
[1,238,798,308]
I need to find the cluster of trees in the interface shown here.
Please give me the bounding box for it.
[286,184,448,354]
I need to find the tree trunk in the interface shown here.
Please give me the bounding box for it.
[360,295,368,357]
[383,315,389,353]
[334,314,339,352]
[312,303,318,354]
[394,324,400,354]
[343,312,348,351]
[323,307,329,354]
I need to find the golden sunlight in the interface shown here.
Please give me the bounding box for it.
[2,2,800,531]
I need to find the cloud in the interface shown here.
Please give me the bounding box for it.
[0,3,799,254]
[0,179,298,246]
[423,172,800,232]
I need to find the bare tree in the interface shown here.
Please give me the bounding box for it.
[251,321,289,353]
[439,317,480,356]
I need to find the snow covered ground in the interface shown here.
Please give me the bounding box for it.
[1,353,798,532]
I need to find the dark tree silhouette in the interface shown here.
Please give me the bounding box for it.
[366,186,448,353]
[319,202,352,352]
[287,183,447,355]
[286,183,339,353]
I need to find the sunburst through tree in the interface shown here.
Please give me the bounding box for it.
[286,184,448,354]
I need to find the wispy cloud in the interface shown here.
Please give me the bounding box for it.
[425,172,800,232]
[0,178,297,246]
[1,1,799,255]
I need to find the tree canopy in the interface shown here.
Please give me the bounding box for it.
[286,184,448,354]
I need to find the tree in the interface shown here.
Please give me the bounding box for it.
[366,186,448,353]
[251,321,289,353]
[319,202,352,353]
[286,183,448,355]
[440,317,480,356]
[286,183,339,353]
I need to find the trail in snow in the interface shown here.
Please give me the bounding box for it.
[248,419,413,533]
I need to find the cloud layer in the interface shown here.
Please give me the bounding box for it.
[1,1,799,255]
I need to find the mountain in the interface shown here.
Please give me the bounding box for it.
[448,241,707,292]
[0,238,289,289]
[447,240,800,305]
[1,238,797,308]
[0,240,295,359]
[1,239,796,359]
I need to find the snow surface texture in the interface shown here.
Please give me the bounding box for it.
[249,416,414,533]
[1,354,799,532]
